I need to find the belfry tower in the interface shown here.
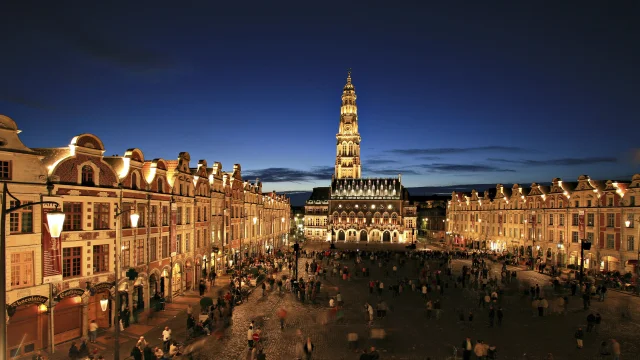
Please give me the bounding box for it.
[334,70,362,179]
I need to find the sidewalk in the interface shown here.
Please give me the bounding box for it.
[44,275,231,360]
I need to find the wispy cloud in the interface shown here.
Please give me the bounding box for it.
[0,92,54,111]
[367,168,421,176]
[365,159,397,165]
[419,163,515,173]
[390,146,526,156]
[488,157,616,166]
[244,166,334,183]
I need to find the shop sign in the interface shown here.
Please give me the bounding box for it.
[7,295,49,317]
[92,282,115,294]
[56,288,86,301]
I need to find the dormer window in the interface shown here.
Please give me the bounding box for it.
[158,178,163,193]
[81,165,94,186]
[131,173,138,190]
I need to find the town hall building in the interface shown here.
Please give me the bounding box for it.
[304,72,417,243]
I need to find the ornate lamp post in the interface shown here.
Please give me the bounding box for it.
[1,183,65,357]
[110,206,139,360]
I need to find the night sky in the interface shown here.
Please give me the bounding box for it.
[2,1,639,193]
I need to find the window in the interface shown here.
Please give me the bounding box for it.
[10,251,33,288]
[571,231,579,243]
[149,237,157,262]
[587,200,592,207]
[627,213,634,228]
[587,213,594,227]
[587,232,594,243]
[197,207,201,222]
[559,214,565,226]
[196,230,200,249]
[81,165,94,185]
[93,203,110,230]
[186,208,191,224]
[122,241,130,267]
[0,160,12,180]
[150,205,158,227]
[606,234,615,249]
[9,200,32,233]
[177,207,183,225]
[137,203,146,227]
[186,233,191,252]
[631,196,636,206]
[122,203,133,228]
[63,247,82,278]
[607,197,613,206]
[162,236,169,258]
[63,202,83,231]
[548,230,554,242]
[559,231,564,242]
[136,239,144,265]
[548,214,554,225]
[92,245,109,273]
[162,206,169,226]
[607,213,615,227]
[176,235,182,254]
[158,178,164,193]
[131,173,138,190]
[572,214,579,226]
[627,235,635,251]
[558,201,563,208]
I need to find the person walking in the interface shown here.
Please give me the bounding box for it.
[89,320,98,343]
[303,337,315,360]
[247,325,255,349]
[461,337,473,360]
[162,326,172,353]
[611,339,621,360]
[575,327,584,349]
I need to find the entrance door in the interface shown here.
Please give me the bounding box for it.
[88,292,111,328]
[54,298,82,344]
[172,264,182,297]
[338,231,345,241]
[8,305,44,358]
[360,231,367,242]
[383,231,391,242]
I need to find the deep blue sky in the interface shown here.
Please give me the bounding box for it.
[2,1,639,192]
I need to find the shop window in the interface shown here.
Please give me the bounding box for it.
[9,200,32,233]
[63,202,83,231]
[63,247,82,278]
[10,251,33,288]
[92,244,109,273]
[93,203,110,230]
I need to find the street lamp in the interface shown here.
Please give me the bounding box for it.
[1,182,65,357]
[112,206,139,360]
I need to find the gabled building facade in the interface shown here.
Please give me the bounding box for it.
[447,175,640,273]
[1,115,289,358]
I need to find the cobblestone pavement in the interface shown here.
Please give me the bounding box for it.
[189,251,640,360]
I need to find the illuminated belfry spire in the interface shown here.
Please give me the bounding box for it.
[335,69,362,179]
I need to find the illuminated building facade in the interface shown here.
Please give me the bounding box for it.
[446,175,640,273]
[0,115,289,357]
[305,72,417,243]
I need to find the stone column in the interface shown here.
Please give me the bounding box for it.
[128,281,134,324]
[81,294,90,338]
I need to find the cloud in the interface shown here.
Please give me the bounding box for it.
[367,168,421,176]
[365,159,396,165]
[390,146,526,156]
[488,157,616,166]
[419,163,516,173]
[0,93,54,111]
[244,166,334,183]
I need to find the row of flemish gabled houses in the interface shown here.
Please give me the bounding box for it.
[0,115,290,358]
[446,174,640,274]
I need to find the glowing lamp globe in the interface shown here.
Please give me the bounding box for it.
[130,212,140,228]
[100,298,108,312]
[47,210,66,238]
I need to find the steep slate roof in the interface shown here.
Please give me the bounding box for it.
[308,187,331,201]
